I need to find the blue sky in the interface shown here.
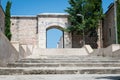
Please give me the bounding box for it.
[1,0,114,48]
[1,0,69,15]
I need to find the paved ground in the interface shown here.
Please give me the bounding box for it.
[0,74,120,80]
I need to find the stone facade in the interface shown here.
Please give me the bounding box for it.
[38,13,72,48]
[102,3,116,47]
[11,13,104,49]
[11,16,38,45]
[11,13,72,48]
[0,5,5,33]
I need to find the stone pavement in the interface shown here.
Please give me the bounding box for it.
[0,74,120,80]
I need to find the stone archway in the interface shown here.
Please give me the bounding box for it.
[38,13,72,48]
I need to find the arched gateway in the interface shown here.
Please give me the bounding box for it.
[11,13,72,48]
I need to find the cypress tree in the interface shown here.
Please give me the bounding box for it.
[117,0,120,43]
[5,1,12,41]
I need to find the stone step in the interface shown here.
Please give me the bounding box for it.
[21,58,119,61]
[7,63,120,67]
[16,60,120,63]
[19,59,120,63]
[0,67,120,75]
[0,74,120,80]
[21,56,120,61]
[24,56,119,60]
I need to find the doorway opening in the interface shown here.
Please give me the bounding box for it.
[46,27,64,48]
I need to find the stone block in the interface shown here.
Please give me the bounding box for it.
[84,45,93,54]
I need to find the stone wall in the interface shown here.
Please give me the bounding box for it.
[72,34,83,48]
[91,44,120,57]
[11,13,72,48]
[11,16,38,45]
[0,32,19,66]
[12,42,26,59]
[10,13,103,48]
[102,4,116,47]
[12,42,33,59]
[0,5,5,33]
[113,49,120,57]
[0,31,33,66]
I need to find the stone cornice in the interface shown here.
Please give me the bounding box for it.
[37,13,69,18]
[11,15,37,19]
[11,13,69,19]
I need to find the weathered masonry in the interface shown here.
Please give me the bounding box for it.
[11,13,72,48]
[11,13,104,49]
[102,3,116,47]
[0,5,5,33]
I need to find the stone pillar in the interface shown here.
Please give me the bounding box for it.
[38,22,46,48]
[64,32,72,48]
[97,20,103,48]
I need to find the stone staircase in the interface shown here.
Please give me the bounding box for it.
[0,55,120,75]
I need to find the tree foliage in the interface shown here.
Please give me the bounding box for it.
[65,0,103,48]
[65,0,84,34]
[117,0,120,43]
[84,0,103,33]
[5,1,12,41]
[65,0,103,35]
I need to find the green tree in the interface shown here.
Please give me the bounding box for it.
[65,0,103,48]
[5,1,12,41]
[65,0,103,33]
[65,0,84,34]
[84,0,103,33]
[117,0,120,43]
